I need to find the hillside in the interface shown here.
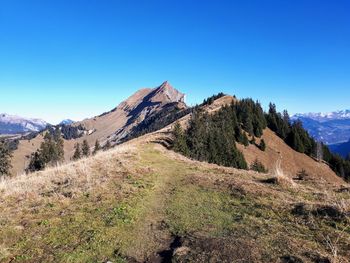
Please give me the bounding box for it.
[10,81,186,175]
[171,94,344,185]
[9,86,346,186]
[1,130,349,262]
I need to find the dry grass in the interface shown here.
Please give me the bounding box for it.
[1,137,350,262]
[0,144,136,200]
[270,159,296,188]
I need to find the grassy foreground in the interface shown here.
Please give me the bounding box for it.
[0,142,350,262]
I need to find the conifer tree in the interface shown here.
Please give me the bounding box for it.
[172,122,189,155]
[82,139,90,157]
[40,131,63,165]
[0,141,12,177]
[259,139,266,151]
[27,129,64,172]
[346,153,350,162]
[27,152,45,172]
[250,159,268,173]
[242,132,249,146]
[286,126,305,153]
[92,140,101,155]
[250,136,256,145]
[72,143,81,160]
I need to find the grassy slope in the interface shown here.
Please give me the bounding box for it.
[1,140,350,263]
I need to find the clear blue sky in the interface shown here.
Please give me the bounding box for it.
[0,0,349,124]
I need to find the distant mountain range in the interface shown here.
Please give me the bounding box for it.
[329,140,350,158]
[0,113,48,134]
[10,81,188,174]
[293,109,350,122]
[0,114,76,135]
[292,109,350,145]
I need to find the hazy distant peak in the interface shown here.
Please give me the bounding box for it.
[292,109,350,145]
[59,119,75,125]
[293,109,350,122]
[0,113,47,134]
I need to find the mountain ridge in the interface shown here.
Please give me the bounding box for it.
[0,113,47,134]
[10,81,187,175]
[293,109,350,122]
[292,110,350,145]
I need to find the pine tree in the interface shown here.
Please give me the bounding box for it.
[81,139,90,157]
[172,122,189,155]
[53,126,64,162]
[242,132,249,146]
[27,152,45,172]
[283,110,290,125]
[250,159,268,173]
[0,141,12,177]
[27,130,65,172]
[286,126,305,153]
[72,143,81,160]
[346,153,350,162]
[92,140,101,155]
[259,139,266,151]
[250,136,256,145]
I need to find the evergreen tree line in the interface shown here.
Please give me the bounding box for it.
[173,95,349,180]
[26,125,112,172]
[200,92,227,106]
[265,103,350,181]
[173,99,268,170]
[72,139,107,161]
[0,140,12,177]
[27,127,64,173]
[59,124,85,140]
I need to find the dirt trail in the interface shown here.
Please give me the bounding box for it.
[132,144,187,262]
[1,141,350,263]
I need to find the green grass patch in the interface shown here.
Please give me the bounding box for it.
[165,184,235,236]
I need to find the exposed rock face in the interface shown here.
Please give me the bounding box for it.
[11,81,187,175]
[111,81,186,143]
[150,81,185,103]
[75,81,186,145]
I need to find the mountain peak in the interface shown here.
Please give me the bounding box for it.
[151,81,185,103]
[59,119,75,125]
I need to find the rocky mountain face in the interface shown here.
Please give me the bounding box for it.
[10,81,187,175]
[0,113,47,134]
[292,110,350,145]
[74,80,186,146]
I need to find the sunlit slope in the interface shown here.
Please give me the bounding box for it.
[1,135,349,262]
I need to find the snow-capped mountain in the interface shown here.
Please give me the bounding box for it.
[293,109,350,122]
[0,113,48,134]
[292,109,350,145]
[59,119,75,125]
